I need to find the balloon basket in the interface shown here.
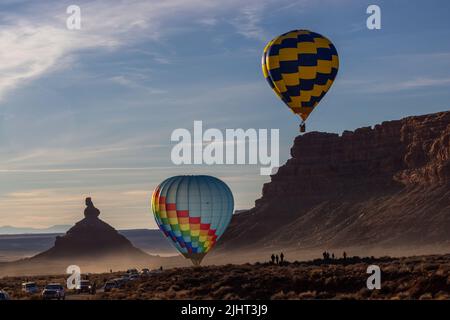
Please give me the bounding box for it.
[183,252,207,266]
[299,122,306,133]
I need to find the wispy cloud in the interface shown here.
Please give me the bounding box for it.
[385,77,450,91]
[110,75,167,94]
[367,77,450,93]
[0,0,286,102]
[197,17,219,27]
[0,187,155,228]
[338,76,450,93]
[374,52,450,63]
[0,24,97,100]
[0,134,166,169]
[231,5,267,41]
[0,167,166,173]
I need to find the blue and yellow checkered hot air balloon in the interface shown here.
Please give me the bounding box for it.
[151,175,234,266]
[262,30,339,132]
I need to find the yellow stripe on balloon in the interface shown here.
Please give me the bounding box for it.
[282,73,300,86]
[297,42,317,53]
[278,47,299,61]
[298,66,317,79]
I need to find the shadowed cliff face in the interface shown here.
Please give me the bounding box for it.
[34,216,147,259]
[219,111,450,251]
[33,199,148,260]
[0,199,185,276]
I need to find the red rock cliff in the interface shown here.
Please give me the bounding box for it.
[219,111,450,250]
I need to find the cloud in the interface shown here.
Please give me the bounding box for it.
[0,0,282,102]
[231,4,267,41]
[367,77,450,93]
[197,17,219,27]
[0,0,301,229]
[338,76,450,94]
[0,24,87,100]
[0,187,156,228]
[0,5,119,101]
[388,77,450,90]
[110,75,167,94]
[110,75,137,87]
[122,190,150,196]
[0,163,267,228]
[0,137,166,169]
[374,52,450,63]
[0,167,165,173]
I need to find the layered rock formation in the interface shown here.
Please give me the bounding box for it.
[0,198,178,276]
[34,198,148,260]
[220,111,450,250]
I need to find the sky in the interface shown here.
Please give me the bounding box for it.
[0,0,449,230]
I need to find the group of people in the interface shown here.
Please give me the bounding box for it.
[269,251,349,264]
[270,253,285,265]
[322,251,347,260]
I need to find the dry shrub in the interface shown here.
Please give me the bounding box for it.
[419,293,433,300]
[3,254,450,300]
[297,291,317,299]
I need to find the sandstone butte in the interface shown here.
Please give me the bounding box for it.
[219,111,450,251]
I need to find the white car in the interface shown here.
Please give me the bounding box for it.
[42,283,65,300]
[22,282,39,294]
[0,290,11,300]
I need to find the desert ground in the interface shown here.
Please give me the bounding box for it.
[1,253,450,300]
[3,243,449,277]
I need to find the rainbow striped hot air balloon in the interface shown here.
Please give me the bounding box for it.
[151,175,234,266]
[262,29,339,132]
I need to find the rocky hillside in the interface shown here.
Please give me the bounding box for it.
[0,199,182,276]
[219,111,450,250]
[34,216,148,260]
[33,198,148,260]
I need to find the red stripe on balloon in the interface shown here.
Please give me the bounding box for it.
[200,223,210,230]
[166,203,177,210]
[177,210,189,217]
[189,217,201,224]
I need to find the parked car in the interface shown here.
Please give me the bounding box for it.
[116,277,128,287]
[129,274,139,281]
[42,283,65,300]
[126,268,139,275]
[103,279,122,292]
[141,268,150,275]
[121,274,131,281]
[22,282,39,294]
[0,290,11,300]
[77,280,92,294]
[103,281,115,292]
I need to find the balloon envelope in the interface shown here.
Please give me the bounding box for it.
[151,175,234,265]
[262,29,339,122]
